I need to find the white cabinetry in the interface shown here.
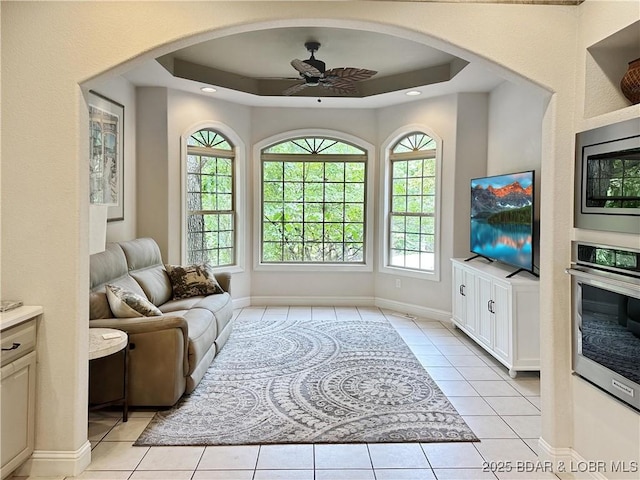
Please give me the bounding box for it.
[451,259,539,377]
[452,265,477,335]
[1,306,42,480]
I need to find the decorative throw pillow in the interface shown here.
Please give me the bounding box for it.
[105,284,162,318]
[164,263,224,299]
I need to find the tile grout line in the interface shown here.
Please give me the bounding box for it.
[82,306,542,480]
[402,319,544,446]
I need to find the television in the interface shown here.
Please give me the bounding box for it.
[469,171,537,277]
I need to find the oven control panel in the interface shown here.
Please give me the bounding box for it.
[574,242,640,279]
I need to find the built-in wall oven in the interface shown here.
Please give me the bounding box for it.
[568,242,640,410]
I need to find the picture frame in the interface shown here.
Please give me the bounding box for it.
[88,90,124,222]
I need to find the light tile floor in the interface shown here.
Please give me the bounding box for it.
[13,306,557,480]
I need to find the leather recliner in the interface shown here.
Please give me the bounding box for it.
[89,237,233,406]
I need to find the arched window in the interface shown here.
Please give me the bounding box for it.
[388,132,438,272]
[185,128,235,266]
[260,136,368,264]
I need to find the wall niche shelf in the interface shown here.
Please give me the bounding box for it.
[585,20,640,118]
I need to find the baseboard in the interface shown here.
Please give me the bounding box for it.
[538,438,609,480]
[375,297,451,322]
[232,296,251,309]
[241,295,449,321]
[15,440,92,477]
[249,295,376,307]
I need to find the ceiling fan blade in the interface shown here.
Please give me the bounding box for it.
[282,82,310,96]
[291,59,322,78]
[325,78,358,91]
[321,82,358,95]
[324,67,377,82]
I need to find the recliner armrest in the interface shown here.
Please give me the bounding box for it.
[214,272,231,294]
[89,315,190,374]
[89,315,191,404]
[89,315,188,336]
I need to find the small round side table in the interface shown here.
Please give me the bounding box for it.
[89,328,129,422]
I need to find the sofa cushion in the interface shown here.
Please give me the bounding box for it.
[130,266,173,306]
[191,292,231,311]
[90,243,128,289]
[119,237,164,270]
[105,284,163,318]
[165,263,224,299]
[90,243,150,320]
[163,292,231,316]
[159,297,204,313]
[192,293,233,326]
[120,238,173,306]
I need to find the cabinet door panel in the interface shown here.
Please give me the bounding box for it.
[452,265,477,334]
[463,269,477,334]
[1,351,35,472]
[476,275,493,347]
[452,264,467,324]
[492,282,511,361]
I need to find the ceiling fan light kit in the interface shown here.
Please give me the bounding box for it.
[284,41,377,96]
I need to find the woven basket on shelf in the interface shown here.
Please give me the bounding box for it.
[620,57,640,105]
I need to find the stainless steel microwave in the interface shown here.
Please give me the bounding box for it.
[574,117,640,235]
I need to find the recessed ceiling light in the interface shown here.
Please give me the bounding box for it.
[406,90,421,96]
[201,87,217,93]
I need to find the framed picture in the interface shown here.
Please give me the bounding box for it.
[88,91,124,222]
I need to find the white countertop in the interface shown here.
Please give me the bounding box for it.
[0,305,43,331]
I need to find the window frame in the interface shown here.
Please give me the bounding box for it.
[254,129,375,272]
[181,122,245,273]
[380,127,442,281]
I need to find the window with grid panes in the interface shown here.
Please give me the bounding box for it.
[186,129,235,267]
[389,132,438,272]
[261,137,367,264]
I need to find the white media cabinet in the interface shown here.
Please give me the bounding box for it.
[451,258,540,378]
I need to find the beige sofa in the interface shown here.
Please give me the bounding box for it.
[89,237,233,406]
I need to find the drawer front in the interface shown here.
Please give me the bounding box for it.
[1,320,36,366]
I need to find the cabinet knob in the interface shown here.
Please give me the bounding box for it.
[1,342,21,351]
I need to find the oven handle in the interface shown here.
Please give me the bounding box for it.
[566,267,640,298]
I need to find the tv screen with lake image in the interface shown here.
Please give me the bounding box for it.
[470,171,534,271]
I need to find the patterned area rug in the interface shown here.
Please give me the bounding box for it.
[135,312,478,446]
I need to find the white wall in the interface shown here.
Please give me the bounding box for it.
[136,88,254,300]
[567,1,640,474]
[137,91,493,317]
[375,93,484,316]
[136,87,170,255]
[167,90,252,299]
[89,76,138,244]
[487,81,547,175]
[2,1,636,476]
[453,93,491,261]
[487,81,547,270]
[251,106,377,146]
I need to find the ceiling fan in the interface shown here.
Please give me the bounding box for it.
[283,41,377,96]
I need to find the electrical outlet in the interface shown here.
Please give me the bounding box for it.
[395,279,401,288]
